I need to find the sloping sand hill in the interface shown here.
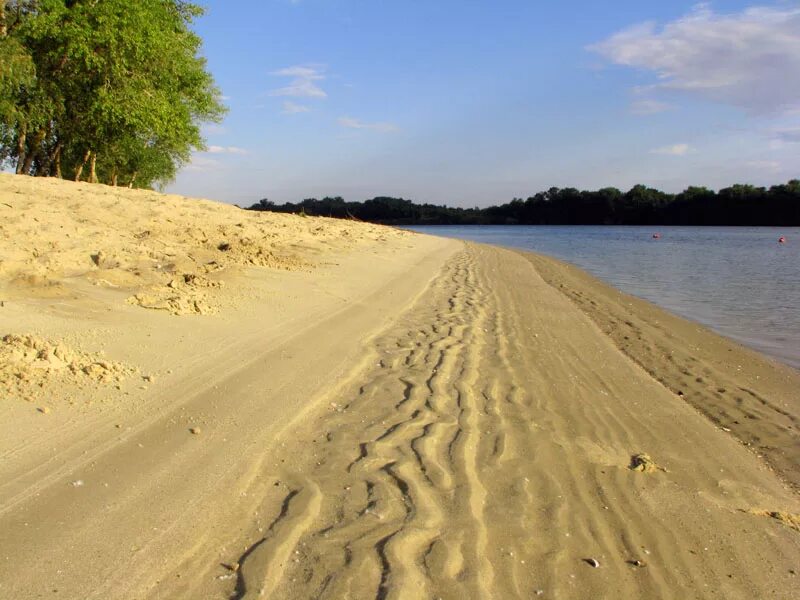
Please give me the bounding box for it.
[1,175,798,599]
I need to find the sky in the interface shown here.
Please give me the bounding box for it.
[167,1,800,207]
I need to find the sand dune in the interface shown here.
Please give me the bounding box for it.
[0,173,400,317]
[1,176,798,599]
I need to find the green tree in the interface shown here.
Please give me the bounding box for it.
[0,1,36,169]
[1,0,225,187]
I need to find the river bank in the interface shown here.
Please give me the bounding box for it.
[0,175,797,599]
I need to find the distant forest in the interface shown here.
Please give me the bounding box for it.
[248,180,800,226]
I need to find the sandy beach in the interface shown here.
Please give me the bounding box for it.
[1,175,798,600]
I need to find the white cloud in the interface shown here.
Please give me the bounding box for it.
[282,101,311,114]
[650,143,692,156]
[630,99,673,115]
[591,5,800,114]
[338,116,399,133]
[206,145,248,155]
[270,65,327,98]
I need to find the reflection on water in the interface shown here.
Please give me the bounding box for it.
[410,226,800,370]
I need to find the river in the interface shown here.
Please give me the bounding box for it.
[409,226,800,370]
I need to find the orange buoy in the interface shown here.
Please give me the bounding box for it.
[779,236,786,244]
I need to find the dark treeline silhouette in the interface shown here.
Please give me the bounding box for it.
[248,180,800,226]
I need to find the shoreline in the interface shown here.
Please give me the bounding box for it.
[407,224,800,372]
[518,249,800,492]
[1,177,798,599]
[524,244,800,372]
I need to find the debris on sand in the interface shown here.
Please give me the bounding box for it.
[127,290,214,316]
[1,334,134,399]
[629,453,666,473]
[584,558,600,568]
[747,510,800,532]
[628,559,647,568]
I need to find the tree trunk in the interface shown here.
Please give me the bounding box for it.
[128,172,138,188]
[34,124,55,176]
[74,149,91,181]
[21,128,45,175]
[21,152,35,175]
[110,168,118,187]
[51,142,63,178]
[15,124,27,174]
[33,152,47,176]
[88,152,97,183]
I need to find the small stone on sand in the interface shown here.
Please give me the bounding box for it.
[584,558,600,568]
[629,453,664,473]
[628,559,647,568]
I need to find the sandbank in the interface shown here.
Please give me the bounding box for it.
[0,175,798,599]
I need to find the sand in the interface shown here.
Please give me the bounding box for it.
[0,175,798,599]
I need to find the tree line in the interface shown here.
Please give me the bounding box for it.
[248,181,800,226]
[0,0,224,188]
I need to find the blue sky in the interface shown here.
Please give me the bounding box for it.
[168,1,800,206]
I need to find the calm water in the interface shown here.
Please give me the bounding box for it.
[410,226,800,370]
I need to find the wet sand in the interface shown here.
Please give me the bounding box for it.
[0,176,798,599]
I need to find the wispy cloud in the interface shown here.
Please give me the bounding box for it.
[206,145,248,155]
[772,127,800,143]
[270,65,327,99]
[201,123,228,136]
[282,101,311,114]
[185,155,223,172]
[650,143,692,156]
[338,116,399,133]
[590,5,800,114]
[745,160,782,172]
[630,99,673,115]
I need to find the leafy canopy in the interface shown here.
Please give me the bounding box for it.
[0,0,225,187]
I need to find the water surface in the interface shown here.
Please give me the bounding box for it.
[410,226,800,370]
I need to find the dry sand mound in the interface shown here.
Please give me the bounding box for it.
[127,271,224,315]
[0,174,410,404]
[0,173,407,315]
[0,333,134,402]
